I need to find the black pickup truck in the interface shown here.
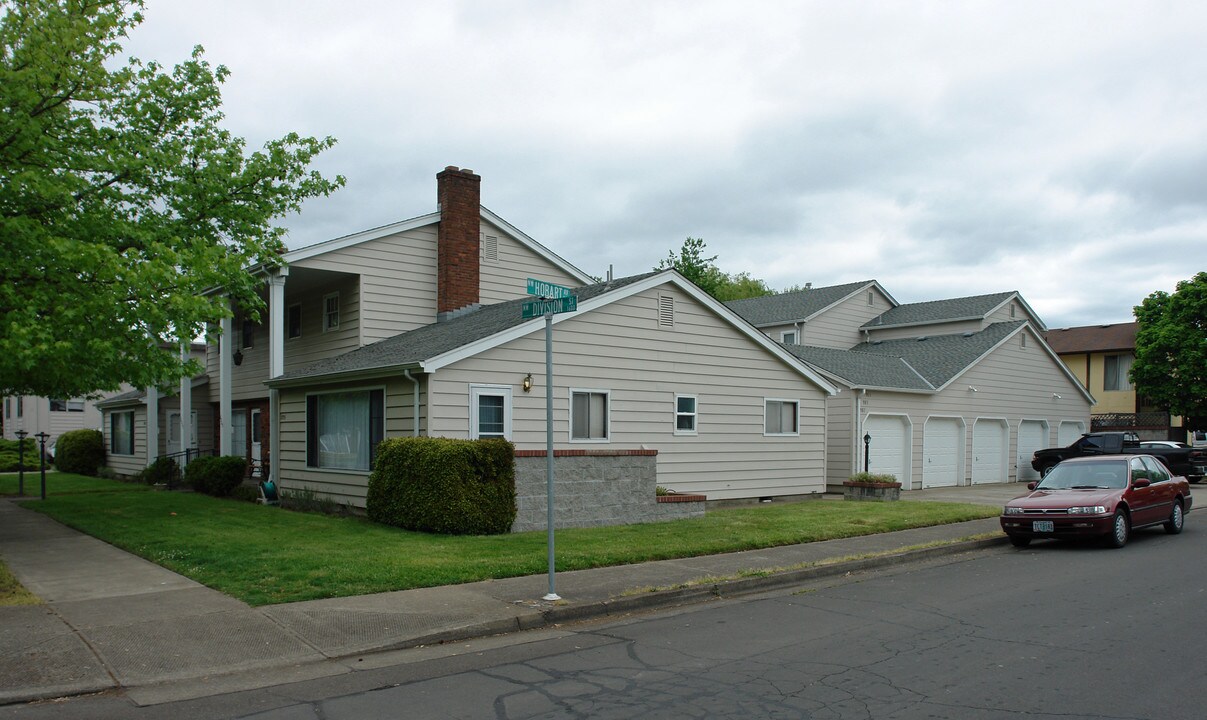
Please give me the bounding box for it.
[1031,431,1207,482]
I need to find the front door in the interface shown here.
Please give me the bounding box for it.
[167,411,198,457]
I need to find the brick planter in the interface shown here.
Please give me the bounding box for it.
[842,480,901,501]
[657,493,707,503]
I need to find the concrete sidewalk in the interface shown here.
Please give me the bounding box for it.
[0,486,1025,707]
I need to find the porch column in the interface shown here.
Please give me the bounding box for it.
[145,385,159,466]
[267,268,288,484]
[219,313,233,456]
[179,341,192,466]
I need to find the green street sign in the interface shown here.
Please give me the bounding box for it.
[526,278,575,299]
[522,296,577,319]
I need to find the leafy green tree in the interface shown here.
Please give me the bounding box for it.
[1131,272,1207,432]
[0,0,344,398]
[656,237,775,301]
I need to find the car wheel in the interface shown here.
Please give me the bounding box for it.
[1105,509,1130,548]
[1008,535,1031,548]
[1165,500,1185,535]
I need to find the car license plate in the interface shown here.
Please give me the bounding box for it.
[1033,520,1054,532]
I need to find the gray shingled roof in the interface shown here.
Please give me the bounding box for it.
[725,280,875,326]
[861,291,1016,329]
[785,345,934,391]
[94,376,210,408]
[270,273,659,384]
[850,321,1026,388]
[785,322,1027,391]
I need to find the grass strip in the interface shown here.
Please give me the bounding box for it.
[0,559,40,606]
[20,474,999,606]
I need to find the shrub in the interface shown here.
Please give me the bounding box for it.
[281,485,346,515]
[55,429,105,476]
[96,466,118,480]
[137,456,180,486]
[184,456,247,497]
[845,472,901,486]
[0,438,40,472]
[229,484,261,503]
[367,436,516,535]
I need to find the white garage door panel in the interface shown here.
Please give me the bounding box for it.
[865,416,909,484]
[972,419,1007,485]
[923,418,962,488]
[1017,420,1047,482]
[1058,421,1086,446]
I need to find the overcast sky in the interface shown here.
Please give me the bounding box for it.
[124,0,1207,328]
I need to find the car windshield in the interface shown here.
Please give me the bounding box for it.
[1037,462,1127,490]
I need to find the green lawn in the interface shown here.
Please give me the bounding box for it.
[14,473,998,606]
[0,471,148,497]
[0,559,39,606]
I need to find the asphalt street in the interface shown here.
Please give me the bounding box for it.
[6,514,1205,720]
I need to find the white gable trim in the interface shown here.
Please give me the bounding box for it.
[283,212,441,263]
[933,323,1094,402]
[423,271,838,395]
[280,207,591,286]
[479,206,593,285]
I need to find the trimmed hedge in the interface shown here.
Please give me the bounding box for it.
[137,456,180,486]
[55,429,105,476]
[0,438,39,472]
[185,456,247,497]
[367,436,516,535]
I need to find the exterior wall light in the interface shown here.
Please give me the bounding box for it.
[233,348,244,367]
[522,373,533,392]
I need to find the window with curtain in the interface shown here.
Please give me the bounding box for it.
[1103,354,1134,391]
[111,411,134,455]
[306,389,383,471]
[764,399,799,435]
[571,390,609,441]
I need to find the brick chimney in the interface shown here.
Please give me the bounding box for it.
[437,166,481,320]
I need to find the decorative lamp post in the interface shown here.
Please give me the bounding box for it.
[863,432,871,474]
[35,432,50,501]
[15,429,27,496]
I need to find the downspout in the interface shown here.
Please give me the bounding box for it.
[856,388,867,474]
[403,369,421,437]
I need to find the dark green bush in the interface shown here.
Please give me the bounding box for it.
[367,437,516,535]
[137,456,180,486]
[185,456,247,497]
[55,429,105,476]
[0,438,40,471]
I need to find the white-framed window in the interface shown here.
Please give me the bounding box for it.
[674,394,698,435]
[470,384,512,440]
[323,292,340,332]
[1103,354,1134,392]
[50,398,84,412]
[570,389,609,442]
[111,411,134,455]
[780,331,797,345]
[287,303,302,339]
[764,398,799,436]
[306,388,384,471]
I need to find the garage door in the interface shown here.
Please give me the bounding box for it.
[865,415,910,486]
[1058,420,1086,446]
[923,417,963,488]
[1016,420,1048,482]
[972,419,1008,484]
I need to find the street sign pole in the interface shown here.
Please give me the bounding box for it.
[543,308,559,601]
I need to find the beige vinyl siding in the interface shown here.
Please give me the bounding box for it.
[103,406,146,478]
[824,391,856,487]
[986,299,1041,327]
[803,289,894,349]
[294,228,438,343]
[276,376,421,506]
[479,220,584,304]
[865,318,982,342]
[282,276,361,374]
[850,327,1089,488]
[428,284,829,501]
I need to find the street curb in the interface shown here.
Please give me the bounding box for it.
[384,535,1010,648]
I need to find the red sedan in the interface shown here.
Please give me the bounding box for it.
[1000,454,1192,548]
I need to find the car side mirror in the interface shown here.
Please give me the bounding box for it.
[1132,478,1151,488]
[1027,482,1037,491]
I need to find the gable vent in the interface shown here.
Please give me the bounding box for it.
[658,295,674,328]
[481,234,498,262]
